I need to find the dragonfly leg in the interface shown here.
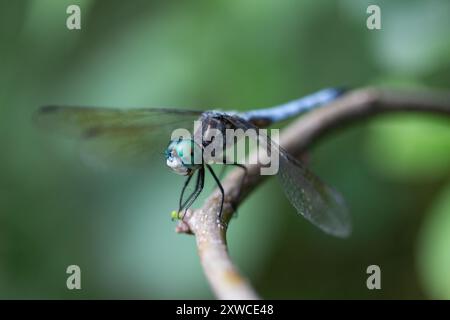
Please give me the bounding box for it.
[181,166,205,219]
[179,169,201,216]
[224,163,247,217]
[178,172,194,213]
[206,164,224,220]
[208,165,226,193]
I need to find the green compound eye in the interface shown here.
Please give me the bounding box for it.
[175,139,202,167]
[175,141,189,160]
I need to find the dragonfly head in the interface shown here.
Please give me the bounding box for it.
[165,138,203,176]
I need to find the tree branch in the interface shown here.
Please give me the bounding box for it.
[175,86,450,300]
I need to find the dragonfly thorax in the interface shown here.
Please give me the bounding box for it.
[165,139,203,176]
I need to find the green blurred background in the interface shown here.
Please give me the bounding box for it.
[0,0,449,299]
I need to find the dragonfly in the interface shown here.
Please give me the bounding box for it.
[35,88,351,237]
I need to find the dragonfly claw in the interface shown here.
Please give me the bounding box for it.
[170,210,181,221]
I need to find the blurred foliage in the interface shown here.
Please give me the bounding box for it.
[366,115,450,180]
[0,0,449,299]
[418,183,450,299]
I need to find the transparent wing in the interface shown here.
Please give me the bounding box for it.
[277,153,351,237]
[34,105,203,168]
[227,115,351,237]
